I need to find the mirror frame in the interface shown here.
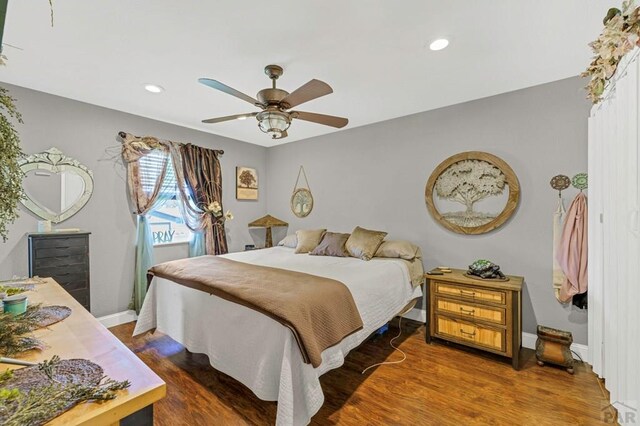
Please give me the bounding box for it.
[18,147,94,223]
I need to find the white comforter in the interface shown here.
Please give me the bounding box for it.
[134,247,422,425]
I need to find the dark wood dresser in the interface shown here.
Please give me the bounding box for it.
[425,269,523,369]
[28,232,91,312]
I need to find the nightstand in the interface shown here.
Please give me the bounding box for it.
[425,269,524,370]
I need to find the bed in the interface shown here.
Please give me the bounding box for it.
[133,246,422,425]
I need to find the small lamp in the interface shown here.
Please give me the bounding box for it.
[248,214,289,248]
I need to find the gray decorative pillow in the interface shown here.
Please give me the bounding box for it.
[345,226,388,261]
[277,234,298,248]
[295,229,326,254]
[375,240,422,260]
[309,232,350,257]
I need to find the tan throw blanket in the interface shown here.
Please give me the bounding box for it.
[147,256,364,368]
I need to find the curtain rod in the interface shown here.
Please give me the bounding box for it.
[117,131,224,155]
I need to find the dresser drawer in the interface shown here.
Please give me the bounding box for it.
[33,236,88,250]
[35,246,88,259]
[435,315,506,353]
[33,255,89,270]
[68,288,90,311]
[435,281,506,305]
[435,296,506,326]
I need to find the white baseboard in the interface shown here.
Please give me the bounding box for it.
[401,309,590,364]
[96,310,137,328]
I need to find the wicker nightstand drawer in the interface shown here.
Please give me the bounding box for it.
[434,281,506,305]
[435,296,506,326]
[435,315,506,353]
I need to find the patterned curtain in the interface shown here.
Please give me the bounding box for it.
[180,143,228,255]
[120,132,175,313]
[120,132,228,311]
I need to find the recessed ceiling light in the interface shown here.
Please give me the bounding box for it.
[144,84,164,93]
[429,38,449,51]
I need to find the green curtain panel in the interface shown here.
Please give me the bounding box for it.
[131,215,154,313]
[189,231,206,257]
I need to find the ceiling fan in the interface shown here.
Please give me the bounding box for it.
[198,65,348,140]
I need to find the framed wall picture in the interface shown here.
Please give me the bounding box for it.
[425,151,520,235]
[236,166,258,200]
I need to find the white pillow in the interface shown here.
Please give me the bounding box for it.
[277,234,298,248]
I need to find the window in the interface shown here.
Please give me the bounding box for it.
[138,151,193,246]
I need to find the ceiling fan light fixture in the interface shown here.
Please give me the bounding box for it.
[257,110,291,139]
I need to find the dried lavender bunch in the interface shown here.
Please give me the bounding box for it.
[0,357,131,426]
[0,305,45,356]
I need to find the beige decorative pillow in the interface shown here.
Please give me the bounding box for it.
[345,226,387,261]
[295,229,326,254]
[309,232,350,257]
[375,240,422,260]
[277,234,298,248]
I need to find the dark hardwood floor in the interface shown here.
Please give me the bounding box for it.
[110,319,611,425]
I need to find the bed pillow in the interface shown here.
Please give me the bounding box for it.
[277,234,298,248]
[309,232,350,257]
[295,229,326,254]
[375,240,422,261]
[345,226,387,261]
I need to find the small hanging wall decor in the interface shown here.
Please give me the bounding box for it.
[550,175,571,196]
[291,166,314,218]
[236,166,258,200]
[571,173,588,191]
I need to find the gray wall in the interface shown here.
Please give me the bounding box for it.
[0,84,268,317]
[0,78,591,343]
[266,77,590,343]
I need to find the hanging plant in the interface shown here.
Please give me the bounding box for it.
[0,87,24,242]
[582,1,640,103]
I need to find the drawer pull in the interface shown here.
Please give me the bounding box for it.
[459,307,475,316]
[460,329,476,337]
[459,290,476,297]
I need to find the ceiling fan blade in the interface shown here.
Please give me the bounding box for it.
[198,78,261,106]
[281,79,333,108]
[292,111,348,128]
[202,112,258,124]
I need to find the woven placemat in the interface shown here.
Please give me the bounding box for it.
[5,358,103,394]
[31,306,72,329]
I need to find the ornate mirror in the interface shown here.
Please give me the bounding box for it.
[19,147,94,223]
[425,151,520,235]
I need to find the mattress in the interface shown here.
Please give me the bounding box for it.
[134,247,422,425]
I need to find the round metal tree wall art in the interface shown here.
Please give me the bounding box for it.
[425,152,520,235]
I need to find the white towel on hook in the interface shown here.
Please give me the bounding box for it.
[553,196,566,302]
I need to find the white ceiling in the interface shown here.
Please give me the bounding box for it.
[1,1,614,147]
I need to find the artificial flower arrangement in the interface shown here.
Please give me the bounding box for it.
[205,201,234,222]
[583,1,640,103]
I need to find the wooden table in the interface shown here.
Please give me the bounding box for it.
[1,278,166,426]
